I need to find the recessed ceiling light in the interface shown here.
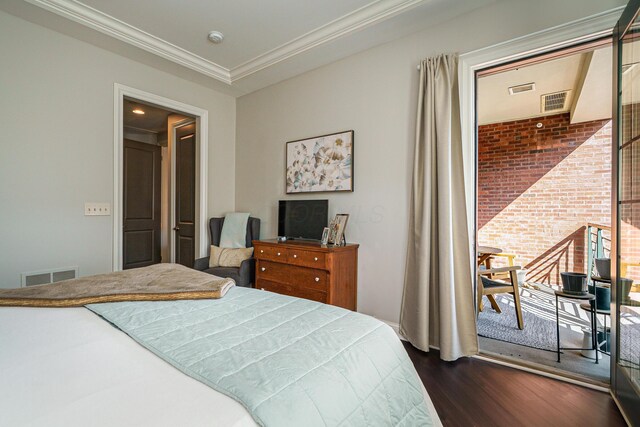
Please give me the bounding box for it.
[132,109,145,115]
[207,31,224,44]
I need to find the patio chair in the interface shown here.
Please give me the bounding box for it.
[477,266,524,330]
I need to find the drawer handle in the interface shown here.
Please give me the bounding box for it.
[261,288,264,291]
[315,277,320,282]
[260,250,264,253]
[277,252,281,256]
[314,257,318,261]
[293,254,297,258]
[261,267,266,272]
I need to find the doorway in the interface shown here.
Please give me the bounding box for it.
[113,84,209,271]
[474,40,614,384]
[459,4,640,420]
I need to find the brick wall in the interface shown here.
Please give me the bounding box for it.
[478,113,611,286]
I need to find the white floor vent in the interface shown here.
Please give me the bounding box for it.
[21,267,78,287]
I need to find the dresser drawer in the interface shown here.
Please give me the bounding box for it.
[257,261,328,292]
[288,250,327,269]
[254,245,289,262]
[258,279,327,304]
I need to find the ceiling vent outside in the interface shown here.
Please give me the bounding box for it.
[508,83,535,95]
[541,90,569,113]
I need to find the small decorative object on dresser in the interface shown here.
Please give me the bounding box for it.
[253,239,359,310]
[286,130,354,194]
[328,213,349,245]
[320,227,330,245]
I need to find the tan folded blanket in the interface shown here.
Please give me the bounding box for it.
[0,263,234,307]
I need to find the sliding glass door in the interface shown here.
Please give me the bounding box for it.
[613,0,640,422]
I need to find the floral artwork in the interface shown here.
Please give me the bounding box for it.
[286,130,354,194]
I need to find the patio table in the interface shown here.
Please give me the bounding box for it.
[478,245,503,312]
[579,303,610,357]
[555,290,598,364]
[478,245,503,268]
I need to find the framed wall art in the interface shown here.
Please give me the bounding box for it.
[286,130,354,194]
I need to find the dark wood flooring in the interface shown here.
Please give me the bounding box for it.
[403,342,626,427]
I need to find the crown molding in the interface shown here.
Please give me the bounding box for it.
[24,0,232,84]
[23,0,428,86]
[229,0,427,81]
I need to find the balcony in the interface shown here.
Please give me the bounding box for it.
[478,224,640,383]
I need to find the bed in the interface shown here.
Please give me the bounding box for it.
[0,271,441,426]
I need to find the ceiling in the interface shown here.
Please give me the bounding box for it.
[81,0,375,69]
[4,0,497,95]
[477,45,612,125]
[123,98,175,133]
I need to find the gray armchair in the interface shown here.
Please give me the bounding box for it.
[193,217,261,287]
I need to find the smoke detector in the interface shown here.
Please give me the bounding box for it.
[207,31,224,44]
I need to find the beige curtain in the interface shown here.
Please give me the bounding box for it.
[399,53,478,361]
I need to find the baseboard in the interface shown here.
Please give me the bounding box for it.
[378,319,442,352]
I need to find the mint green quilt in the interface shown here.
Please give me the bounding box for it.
[87,286,433,426]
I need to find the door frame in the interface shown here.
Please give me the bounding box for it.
[458,7,622,387]
[113,83,209,271]
[612,0,640,422]
[459,7,623,257]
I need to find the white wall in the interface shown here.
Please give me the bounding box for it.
[235,0,626,324]
[0,10,236,287]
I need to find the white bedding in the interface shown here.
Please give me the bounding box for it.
[0,306,441,426]
[0,307,257,427]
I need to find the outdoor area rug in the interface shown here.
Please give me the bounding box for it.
[477,290,587,352]
[620,307,640,369]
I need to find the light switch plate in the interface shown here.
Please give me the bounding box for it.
[85,202,111,216]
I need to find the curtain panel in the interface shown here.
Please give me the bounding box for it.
[400,53,478,361]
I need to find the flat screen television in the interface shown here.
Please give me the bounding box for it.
[278,200,328,240]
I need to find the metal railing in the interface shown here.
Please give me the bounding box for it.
[586,222,611,278]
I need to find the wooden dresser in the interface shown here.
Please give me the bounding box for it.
[253,239,359,310]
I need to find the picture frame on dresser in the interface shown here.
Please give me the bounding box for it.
[321,227,330,245]
[328,214,349,245]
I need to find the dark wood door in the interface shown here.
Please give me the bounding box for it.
[175,123,196,267]
[123,139,161,269]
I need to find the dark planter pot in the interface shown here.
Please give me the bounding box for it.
[595,258,611,279]
[588,284,611,311]
[561,272,588,295]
